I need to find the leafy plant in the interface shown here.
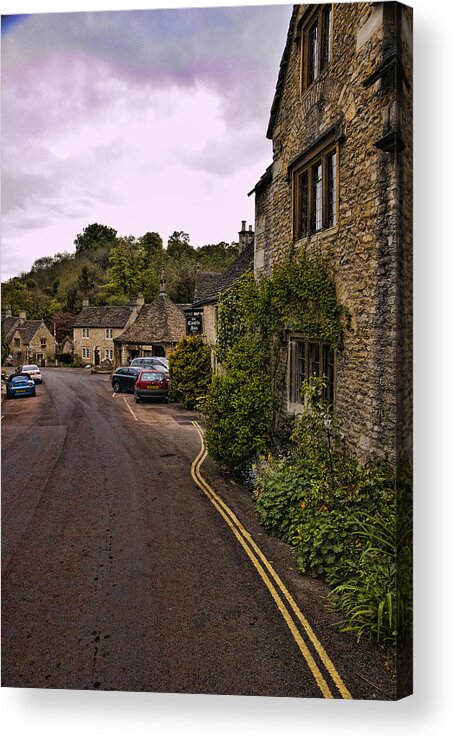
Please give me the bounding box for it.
[169,335,212,410]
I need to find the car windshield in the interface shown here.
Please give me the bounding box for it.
[132,358,166,367]
[141,372,163,381]
[12,375,30,382]
[23,365,38,371]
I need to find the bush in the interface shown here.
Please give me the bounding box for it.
[253,380,411,643]
[205,368,273,480]
[168,335,212,410]
[56,353,73,365]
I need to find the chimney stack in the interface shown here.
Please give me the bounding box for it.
[82,298,89,307]
[130,294,145,307]
[5,305,12,317]
[19,310,27,320]
[238,220,254,252]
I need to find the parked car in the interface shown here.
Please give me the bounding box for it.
[111,366,141,393]
[16,364,42,384]
[130,356,169,371]
[6,373,36,399]
[134,370,169,403]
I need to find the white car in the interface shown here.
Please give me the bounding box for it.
[16,364,42,384]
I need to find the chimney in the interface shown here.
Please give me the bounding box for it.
[82,298,89,307]
[5,305,12,317]
[19,310,27,320]
[130,294,145,308]
[238,220,254,252]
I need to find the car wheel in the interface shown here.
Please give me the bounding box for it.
[113,381,121,393]
[135,395,141,404]
[32,390,36,397]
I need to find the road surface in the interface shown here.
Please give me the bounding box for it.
[2,368,394,698]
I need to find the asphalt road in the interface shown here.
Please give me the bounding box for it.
[1,368,395,698]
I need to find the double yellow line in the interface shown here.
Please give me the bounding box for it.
[190,421,352,700]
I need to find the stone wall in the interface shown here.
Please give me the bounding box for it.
[73,327,123,364]
[255,2,413,464]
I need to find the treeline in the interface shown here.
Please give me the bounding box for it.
[2,224,239,324]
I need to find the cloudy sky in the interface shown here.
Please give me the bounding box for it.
[1,1,292,280]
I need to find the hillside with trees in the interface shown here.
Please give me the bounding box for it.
[1,224,239,337]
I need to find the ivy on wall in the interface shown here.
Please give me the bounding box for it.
[206,251,348,479]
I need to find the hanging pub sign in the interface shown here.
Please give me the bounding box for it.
[186,313,203,335]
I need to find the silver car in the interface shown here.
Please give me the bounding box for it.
[16,364,42,384]
[130,356,169,371]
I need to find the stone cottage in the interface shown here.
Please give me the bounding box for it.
[113,276,186,367]
[193,221,255,368]
[249,2,412,464]
[73,296,144,366]
[3,309,56,366]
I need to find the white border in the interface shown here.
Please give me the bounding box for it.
[1,1,453,740]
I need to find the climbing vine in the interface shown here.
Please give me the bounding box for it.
[206,251,348,479]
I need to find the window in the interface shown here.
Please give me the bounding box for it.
[291,339,335,405]
[293,144,338,239]
[14,338,20,348]
[105,349,113,361]
[301,4,333,90]
[40,337,47,348]
[82,328,89,338]
[105,328,113,339]
[82,348,90,359]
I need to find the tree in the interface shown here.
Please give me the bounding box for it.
[108,237,147,298]
[31,256,55,272]
[140,232,164,261]
[74,223,118,254]
[63,284,82,314]
[167,231,195,261]
[77,265,96,294]
[1,324,10,364]
[51,311,78,343]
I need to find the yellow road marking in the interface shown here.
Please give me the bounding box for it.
[123,396,138,421]
[191,421,352,700]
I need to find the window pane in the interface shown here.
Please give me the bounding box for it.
[327,152,337,227]
[294,341,306,401]
[308,22,318,84]
[312,163,323,232]
[321,7,332,69]
[298,170,308,238]
[308,342,320,377]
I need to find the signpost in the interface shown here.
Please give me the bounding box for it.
[186,313,203,335]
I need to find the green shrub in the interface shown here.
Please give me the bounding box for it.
[169,335,212,410]
[205,368,273,480]
[253,378,411,643]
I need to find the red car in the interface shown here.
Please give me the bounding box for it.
[134,369,169,404]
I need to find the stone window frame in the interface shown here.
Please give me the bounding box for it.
[105,349,113,361]
[105,328,113,339]
[291,137,339,241]
[14,337,20,348]
[82,347,90,360]
[40,337,47,348]
[288,335,336,410]
[82,327,89,339]
[299,3,334,92]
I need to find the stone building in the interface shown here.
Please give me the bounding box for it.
[3,309,56,366]
[193,221,255,368]
[250,2,412,464]
[73,297,144,366]
[113,277,186,367]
